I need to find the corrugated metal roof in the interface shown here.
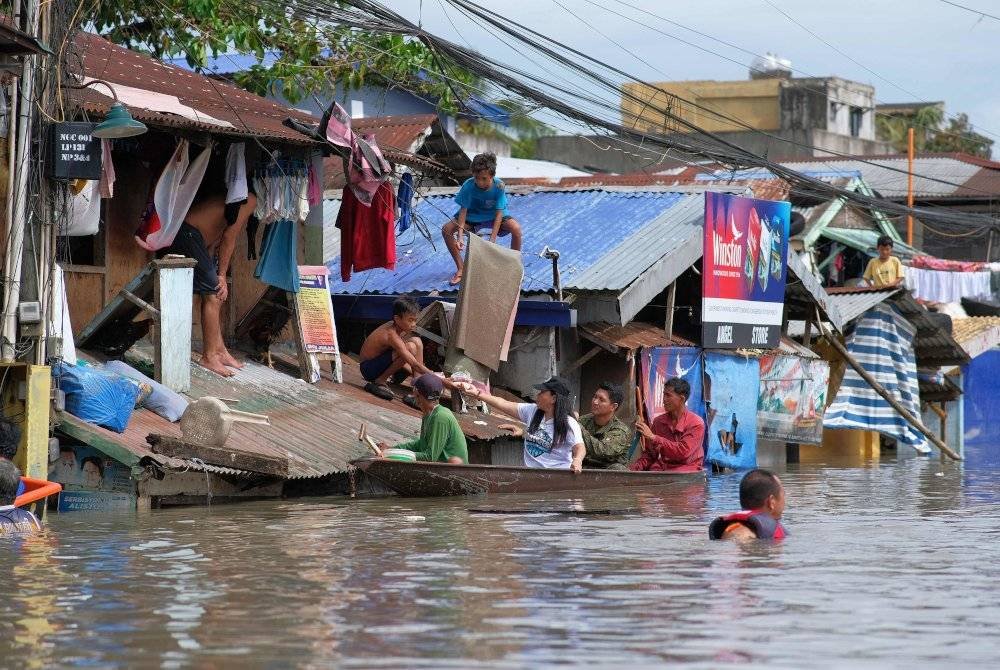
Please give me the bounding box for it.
[779,155,994,199]
[68,31,318,144]
[824,286,901,322]
[60,354,422,480]
[579,321,695,352]
[328,188,704,296]
[820,228,919,260]
[951,317,1000,359]
[821,286,969,368]
[322,114,469,189]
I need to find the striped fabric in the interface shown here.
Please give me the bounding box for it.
[824,304,930,453]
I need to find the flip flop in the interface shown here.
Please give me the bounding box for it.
[403,394,420,410]
[364,382,395,401]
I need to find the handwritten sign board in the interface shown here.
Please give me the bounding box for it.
[293,266,343,383]
[49,122,101,179]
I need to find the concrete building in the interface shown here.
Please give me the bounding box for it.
[536,73,894,174]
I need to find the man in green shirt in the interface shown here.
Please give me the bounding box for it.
[379,373,468,464]
[578,382,632,470]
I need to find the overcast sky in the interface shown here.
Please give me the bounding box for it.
[390,0,1000,154]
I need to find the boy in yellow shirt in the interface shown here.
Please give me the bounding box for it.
[863,235,905,288]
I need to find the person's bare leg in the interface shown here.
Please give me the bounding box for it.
[375,354,408,385]
[503,217,523,252]
[199,294,234,377]
[441,219,464,284]
[447,456,464,464]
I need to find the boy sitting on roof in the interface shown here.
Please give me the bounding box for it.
[378,373,468,464]
[0,460,41,537]
[359,297,432,401]
[442,152,523,285]
[863,235,905,288]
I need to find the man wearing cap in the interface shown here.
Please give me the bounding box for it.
[379,373,468,464]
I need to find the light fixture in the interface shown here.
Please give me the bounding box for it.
[70,79,148,139]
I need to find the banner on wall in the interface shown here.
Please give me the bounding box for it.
[639,347,704,422]
[702,192,790,349]
[757,354,831,445]
[704,352,760,470]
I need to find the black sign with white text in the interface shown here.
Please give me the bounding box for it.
[49,122,101,179]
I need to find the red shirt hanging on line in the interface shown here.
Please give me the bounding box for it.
[337,180,396,282]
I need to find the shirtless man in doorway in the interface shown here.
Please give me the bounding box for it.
[161,192,256,377]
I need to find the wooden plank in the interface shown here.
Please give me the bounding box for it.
[77,263,156,348]
[289,292,321,384]
[146,434,289,478]
[63,268,105,336]
[154,263,194,392]
[664,281,676,339]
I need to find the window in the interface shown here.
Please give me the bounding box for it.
[849,106,864,138]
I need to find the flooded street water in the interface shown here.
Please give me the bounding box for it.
[2,458,1000,668]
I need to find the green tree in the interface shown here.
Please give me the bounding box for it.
[876,106,992,157]
[82,0,479,110]
[925,113,994,158]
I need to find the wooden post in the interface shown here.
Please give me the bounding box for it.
[907,126,915,246]
[664,281,676,340]
[153,258,196,393]
[817,318,961,461]
[803,317,813,347]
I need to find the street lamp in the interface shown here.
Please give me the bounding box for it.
[71,79,148,138]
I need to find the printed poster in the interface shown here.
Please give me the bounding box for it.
[295,265,341,355]
[702,192,790,349]
[640,347,704,422]
[757,354,831,445]
[704,352,760,470]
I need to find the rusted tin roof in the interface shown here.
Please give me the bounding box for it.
[59,351,513,481]
[67,31,318,144]
[579,321,695,352]
[951,317,1000,360]
[322,113,469,189]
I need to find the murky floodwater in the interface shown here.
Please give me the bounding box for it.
[2,458,1000,668]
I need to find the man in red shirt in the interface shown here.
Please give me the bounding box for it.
[631,377,705,472]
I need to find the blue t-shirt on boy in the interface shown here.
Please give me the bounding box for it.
[454,177,509,224]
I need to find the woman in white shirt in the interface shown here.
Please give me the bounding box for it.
[467,376,585,473]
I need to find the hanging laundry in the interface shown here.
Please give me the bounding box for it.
[336,180,396,282]
[307,151,323,207]
[904,266,991,303]
[99,139,115,199]
[225,142,248,204]
[50,265,76,365]
[397,172,414,233]
[909,255,984,272]
[61,180,100,237]
[253,218,300,293]
[251,160,310,224]
[136,139,212,251]
[322,102,392,206]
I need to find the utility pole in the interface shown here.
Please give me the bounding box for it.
[1,0,40,361]
[907,126,915,246]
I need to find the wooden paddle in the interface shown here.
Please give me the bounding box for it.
[357,424,383,456]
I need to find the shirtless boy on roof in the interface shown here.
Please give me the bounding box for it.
[359,297,431,401]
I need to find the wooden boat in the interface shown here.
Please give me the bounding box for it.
[350,457,704,497]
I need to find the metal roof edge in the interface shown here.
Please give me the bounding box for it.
[617,230,703,326]
[786,250,845,332]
